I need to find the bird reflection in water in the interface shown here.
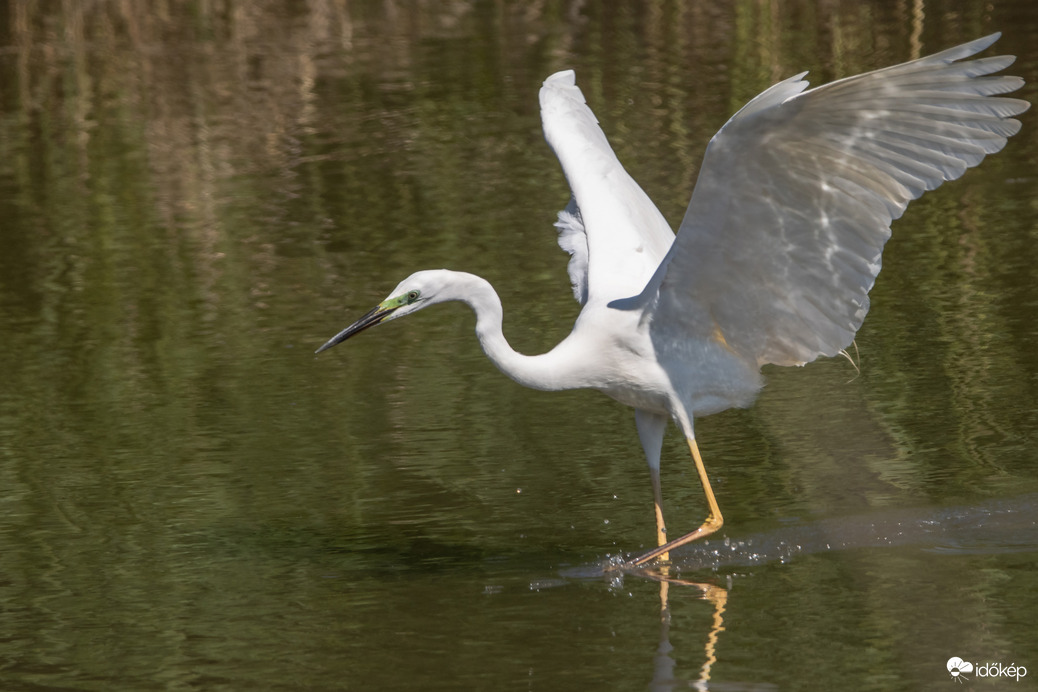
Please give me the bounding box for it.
[647,572,729,691]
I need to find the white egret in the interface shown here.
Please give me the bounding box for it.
[317,34,1028,567]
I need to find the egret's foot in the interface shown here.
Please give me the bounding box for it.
[630,514,723,567]
[600,551,671,573]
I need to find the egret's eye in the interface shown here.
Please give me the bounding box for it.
[407,290,420,304]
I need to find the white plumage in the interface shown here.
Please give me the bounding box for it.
[318,34,1028,567]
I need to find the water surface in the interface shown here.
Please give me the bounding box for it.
[1,2,1037,690]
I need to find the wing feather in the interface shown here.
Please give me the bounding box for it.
[540,70,675,304]
[653,33,1029,368]
[554,197,589,304]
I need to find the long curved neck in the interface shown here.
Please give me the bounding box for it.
[447,272,585,392]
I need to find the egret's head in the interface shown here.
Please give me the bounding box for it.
[314,270,449,354]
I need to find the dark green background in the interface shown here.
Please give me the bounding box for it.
[1,1,1036,689]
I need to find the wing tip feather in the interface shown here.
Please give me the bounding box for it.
[543,69,576,87]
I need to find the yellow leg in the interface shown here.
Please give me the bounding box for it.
[632,437,723,567]
[650,466,670,563]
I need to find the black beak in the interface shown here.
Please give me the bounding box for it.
[315,305,397,354]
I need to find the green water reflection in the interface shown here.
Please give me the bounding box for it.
[1,2,1036,690]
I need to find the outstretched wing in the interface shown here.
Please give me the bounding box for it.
[540,70,675,305]
[654,33,1029,367]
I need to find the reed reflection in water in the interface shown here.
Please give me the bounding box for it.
[1,2,1037,690]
